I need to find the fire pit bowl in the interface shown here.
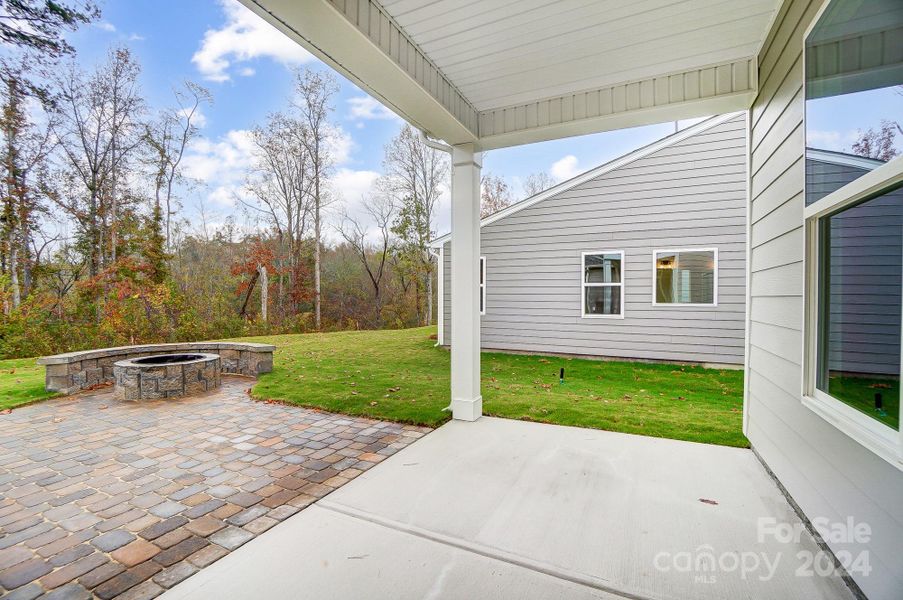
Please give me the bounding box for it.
[113,353,221,401]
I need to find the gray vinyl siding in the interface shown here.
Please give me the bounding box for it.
[748,2,903,599]
[442,114,747,365]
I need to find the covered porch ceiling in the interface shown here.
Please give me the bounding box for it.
[240,0,781,149]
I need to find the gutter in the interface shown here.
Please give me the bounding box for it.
[418,129,452,154]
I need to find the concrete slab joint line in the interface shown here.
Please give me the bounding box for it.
[317,501,647,600]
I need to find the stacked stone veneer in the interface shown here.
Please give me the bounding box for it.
[113,353,222,401]
[37,342,274,395]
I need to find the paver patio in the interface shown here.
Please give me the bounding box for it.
[0,376,429,599]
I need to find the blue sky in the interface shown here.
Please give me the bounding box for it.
[55,1,903,237]
[63,0,711,237]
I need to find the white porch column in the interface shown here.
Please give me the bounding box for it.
[450,143,482,421]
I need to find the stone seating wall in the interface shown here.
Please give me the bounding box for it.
[36,342,275,395]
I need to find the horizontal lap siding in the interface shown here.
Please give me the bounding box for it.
[443,114,747,365]
[748,2,903,598]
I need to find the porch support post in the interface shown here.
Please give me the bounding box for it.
[450,143,482,421]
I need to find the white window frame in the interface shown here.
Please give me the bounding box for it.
[480,256,486,316]
[801,0,903,468]
[801,159,903,469]
[651,248,719,307]
[581,250,625,319]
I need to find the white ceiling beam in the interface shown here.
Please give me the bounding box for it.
[477,58,758,150]
[240,0,479,145]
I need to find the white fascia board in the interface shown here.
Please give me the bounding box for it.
[806,148,884,171]
[429,112,743,248]
[242,0,478,146]
[477,58,757,150]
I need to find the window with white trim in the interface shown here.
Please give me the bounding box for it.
[480,256,486,315]
[653,249,717,306]
[803,0,902,466]
[582,251,624,318]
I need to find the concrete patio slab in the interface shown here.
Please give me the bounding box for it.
[163,417,855,600]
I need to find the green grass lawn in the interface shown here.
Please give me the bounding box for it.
[0,357,59,410]
[828,374,900,431]
[0,326,748,447]
[238,327,748,447]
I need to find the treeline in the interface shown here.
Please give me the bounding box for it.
[0,1,449,359]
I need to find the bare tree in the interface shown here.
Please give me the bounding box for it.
[480,172,513,217]
[382,124,447,326]
[851,120,899,162]
[0,71,56,309]
[292,68,338,330]
[145,80,212,250]
[522,170,555,197]
[338,194,395,325]
[51,47,144,277]
[245,110,314,315]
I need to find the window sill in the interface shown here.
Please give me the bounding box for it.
[801,393,902,471]
[581,314,625,320]
[652,303,718,308]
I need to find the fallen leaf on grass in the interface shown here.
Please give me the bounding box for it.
[370,401,378,406]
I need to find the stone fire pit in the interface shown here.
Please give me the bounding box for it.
[113,353,221,401]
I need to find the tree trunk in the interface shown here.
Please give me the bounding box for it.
[314,184,322,330]
[8,233,20,310]
[258,264,268,322]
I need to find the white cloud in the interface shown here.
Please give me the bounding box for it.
[95,21,116,32]
[328,126,354,166]
[178,106,208,128]
[551,155,580,182]
[807,129,860,152]
[238,67,256,77]
[347,96,399,122]
[332,168,380,204]
[182,129,257,207]
[192,0,314,82]
[127,33,146,42]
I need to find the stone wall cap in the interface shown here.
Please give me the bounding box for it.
[38,341,276,365]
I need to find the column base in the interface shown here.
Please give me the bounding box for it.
[451,396,483,421]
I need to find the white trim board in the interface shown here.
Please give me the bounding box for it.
[806,148,884,171]
[429,112,744,248]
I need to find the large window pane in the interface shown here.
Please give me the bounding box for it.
[584,253,621,284]
[655,250,715,305]
[817,189,902,430]
[585,286,621,316]
[805,0,903,205]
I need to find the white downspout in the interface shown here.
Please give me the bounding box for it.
[428,247,443,346]
[422,129,451,350]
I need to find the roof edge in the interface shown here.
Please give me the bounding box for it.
[806,147,884,171]
[429,111,744,247]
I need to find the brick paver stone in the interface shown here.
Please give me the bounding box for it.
[92,530,136,552]
[0,377,429,598]
[111,540,160,567]
[0,557,54,590]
